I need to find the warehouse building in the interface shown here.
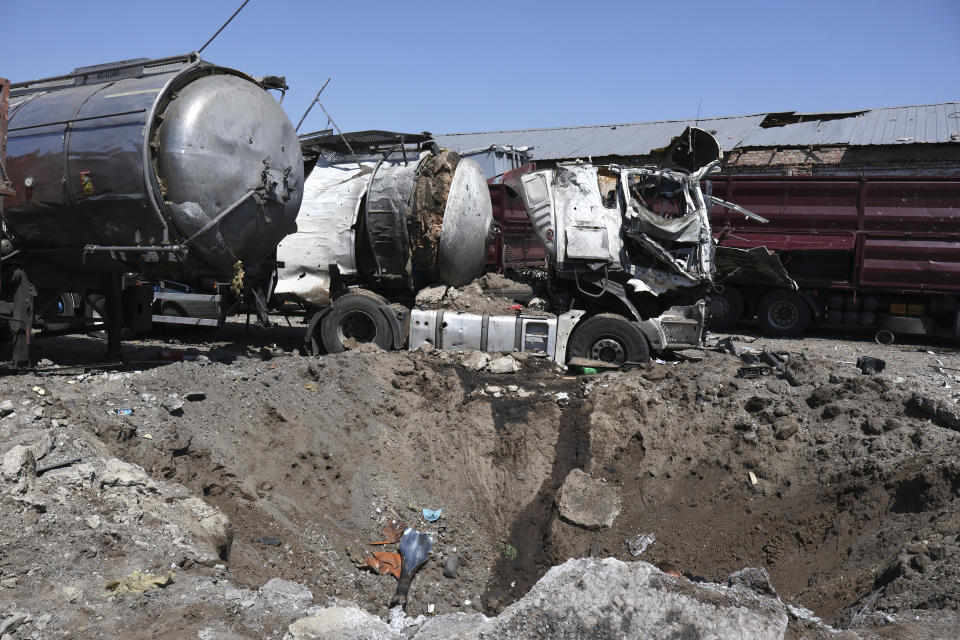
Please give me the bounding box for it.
[435,102,960,177]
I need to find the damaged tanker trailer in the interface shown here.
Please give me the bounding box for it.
[275,130,494,354]
[0,54,302,365]
[281,128,727,364]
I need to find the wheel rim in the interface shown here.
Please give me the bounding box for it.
[711,296,731,319]
[590,337,626,364]
[337,310,378,345]
[767,300,799,330]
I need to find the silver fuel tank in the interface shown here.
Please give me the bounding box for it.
[3,54,302,285]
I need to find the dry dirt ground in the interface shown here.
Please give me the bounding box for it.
[0,317,958,639]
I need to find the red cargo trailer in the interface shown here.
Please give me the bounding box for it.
[707,174,960,341]
[486,164,548,272]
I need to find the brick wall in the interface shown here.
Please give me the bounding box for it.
[723,144,960,176]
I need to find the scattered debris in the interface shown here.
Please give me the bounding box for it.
[422,508,442,522]
[105,570,174,594]
[738,365,772,379]
[748,471,759,486]
[415,286,447,307]
[365,552,402,579]
[874,330,895,345]
[567,357,619,371]
[627,532,656,557]
[500,543,518,561]
[391,528,433,608]
[35,457,81,476]
[675,349,707,362]
[856,356,886,375]
[161,395,185,416]
[527,297,547,310]
[716,337,737,355]
[760,350,798,385]
[371,520,406,545]
[253,537,282,546]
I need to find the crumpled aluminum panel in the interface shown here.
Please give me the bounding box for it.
[274,160,374,306]
[551,164,623,269]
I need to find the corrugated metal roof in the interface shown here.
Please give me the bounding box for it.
[434,102,960,162]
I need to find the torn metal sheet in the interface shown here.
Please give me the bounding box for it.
[274,160,375,306]
[714,246,796,289]
[521,162,715,290]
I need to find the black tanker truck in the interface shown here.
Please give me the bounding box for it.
[0,54,302,365]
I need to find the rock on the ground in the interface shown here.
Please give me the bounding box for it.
[489,558,787,639]
[2,445,36,494]
[557,468,621,530]
[0,611,29,636]
[100,458,153,488]
[726,567,779,598]
[260,578,313,612]
[936,401,960,430]
[285,558,855,639]
[415,286,447,306]
[174,496,234,562]
[459,351,490,372]
[774,416,800,440]
[285,606,395,640]
[24,432,53,461]
[486,355,520,374]
[443,556,459,578]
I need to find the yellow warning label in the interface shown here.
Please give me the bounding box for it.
[80,171,94,196]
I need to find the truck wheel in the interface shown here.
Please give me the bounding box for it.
[757,290,811,338]
[567,313,650,365]
[320,292,394,354]
[708,286,744,330]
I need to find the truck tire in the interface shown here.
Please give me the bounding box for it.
[320,292,395,354]
[567,313,650,365]
[757,290,811,338]
[708,286,744,330]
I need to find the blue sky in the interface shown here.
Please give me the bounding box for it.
[2,0,957,135]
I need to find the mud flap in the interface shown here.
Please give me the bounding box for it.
[378,304,408,350]
[303,307,333,355]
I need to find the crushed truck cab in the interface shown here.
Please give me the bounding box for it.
[518,127,723,359]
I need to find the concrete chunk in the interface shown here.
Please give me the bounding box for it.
[557,468,620,530]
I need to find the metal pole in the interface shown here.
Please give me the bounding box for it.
[295,77,330,133]
[318,102,363,171]
[198,0,252,54]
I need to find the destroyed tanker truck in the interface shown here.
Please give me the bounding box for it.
[0,55,302,365]
[278,128,727,364]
